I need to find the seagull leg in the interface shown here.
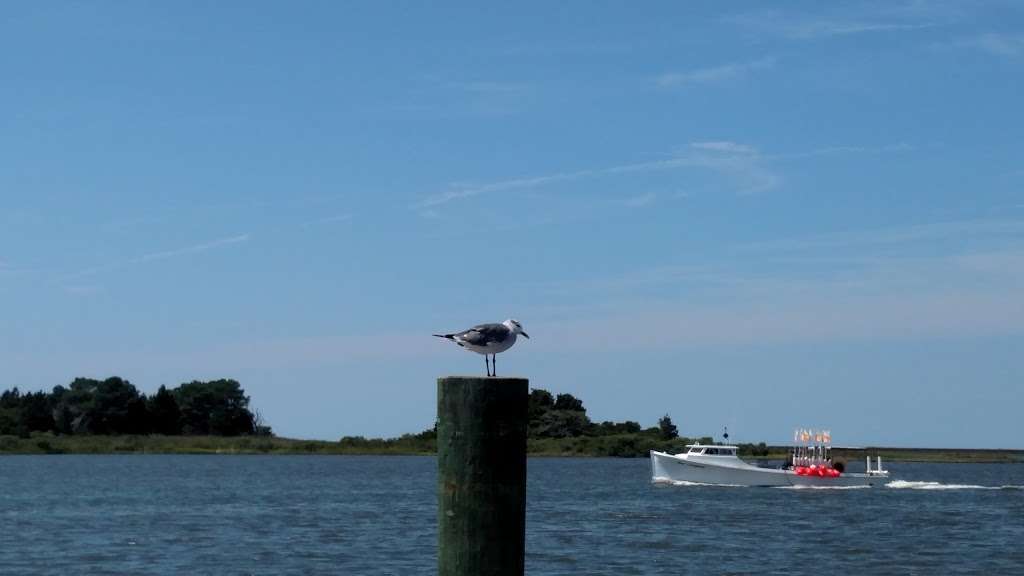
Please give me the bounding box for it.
[485,355,491,377]
[492,354,497,377]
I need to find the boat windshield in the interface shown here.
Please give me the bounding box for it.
[689,447,736,456]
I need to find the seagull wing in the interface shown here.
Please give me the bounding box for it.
[457,323,510,346]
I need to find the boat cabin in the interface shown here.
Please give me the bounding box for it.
[685,444,738,456]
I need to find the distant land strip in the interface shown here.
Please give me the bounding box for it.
[3,379,1020,462]
[0,434,1021,463]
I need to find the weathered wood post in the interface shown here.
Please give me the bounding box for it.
[437,376,528,576]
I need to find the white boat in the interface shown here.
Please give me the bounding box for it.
[651,435,889,488]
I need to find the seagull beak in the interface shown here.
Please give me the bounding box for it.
[521,331,529,339]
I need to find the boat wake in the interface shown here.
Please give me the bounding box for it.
[885,480,1024,491]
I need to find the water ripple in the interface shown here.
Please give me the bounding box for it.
[0,456,1022,575]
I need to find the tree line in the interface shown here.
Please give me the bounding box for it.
[0,377,269,437]
[527,388,682,440]
[1,379,771,459]
[337,388,717,458]
[523,388,769,457]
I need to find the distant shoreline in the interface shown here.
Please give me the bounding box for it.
[1,434,1021,463]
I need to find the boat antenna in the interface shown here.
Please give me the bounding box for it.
[722,426,729,444]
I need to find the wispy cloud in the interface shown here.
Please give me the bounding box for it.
[130,234,249,265]
[791,21,934,39]
[540,284,1024,351]
[417,140,780,209]
[770,142,917,161]
[686,141,779,195]
[623,192,657,208]
[418,170,597,208]
[691,141,759,155]
[530,217,1024,350]
[726,11,935,40]
[656,57,775,87]
[947,33,1024,57]
[416,138,922,210]
[66,234,250,279]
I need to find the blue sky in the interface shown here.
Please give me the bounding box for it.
[2,1,1022,447]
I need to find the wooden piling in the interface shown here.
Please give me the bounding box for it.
[437,376,528,576]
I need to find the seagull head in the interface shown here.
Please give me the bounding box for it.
[503,318,529,339]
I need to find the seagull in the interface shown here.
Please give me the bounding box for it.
[433,319,529,377]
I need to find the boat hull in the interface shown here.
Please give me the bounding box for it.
[650,451,887,488]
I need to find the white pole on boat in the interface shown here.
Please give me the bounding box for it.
[792,429,798,468]
[877,455,883,473]
[866,455,871,473]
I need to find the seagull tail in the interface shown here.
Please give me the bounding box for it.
[433,333,455,340]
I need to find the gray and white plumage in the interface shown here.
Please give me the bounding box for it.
[434,318,529,377]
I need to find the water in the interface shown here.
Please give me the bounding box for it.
[1,456,1022,575]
